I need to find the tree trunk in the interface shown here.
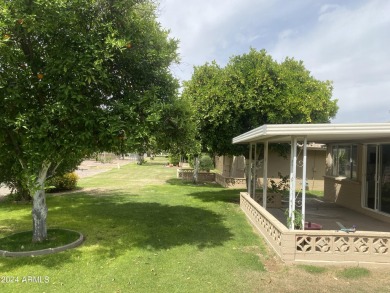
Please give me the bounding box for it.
[32,162,51,242]
[193,157,199,184]
[137,153,144,165]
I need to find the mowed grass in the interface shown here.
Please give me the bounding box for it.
[0,229,80,252]
[0,158,266,292]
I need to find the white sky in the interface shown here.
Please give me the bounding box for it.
[157,0,390,123]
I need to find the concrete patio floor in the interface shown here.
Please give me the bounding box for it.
[267,198,390,233]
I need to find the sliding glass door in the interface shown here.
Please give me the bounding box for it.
[365,144,390,214]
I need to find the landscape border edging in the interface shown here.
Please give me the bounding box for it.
[0,229,84,257]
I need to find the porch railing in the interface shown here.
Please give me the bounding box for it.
[240,192,390,266]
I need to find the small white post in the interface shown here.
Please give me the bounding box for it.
[263,141,268,208]
[248,143,253,196]
[289,137,297,230]
[302,136,307,229]
[252,143,257,198]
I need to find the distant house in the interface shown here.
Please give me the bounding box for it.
[215,143,326,190]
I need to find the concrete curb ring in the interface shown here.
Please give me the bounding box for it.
[0,229,84,257]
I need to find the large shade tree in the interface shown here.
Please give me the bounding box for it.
[182,48,339,156]
[0,0,187,241]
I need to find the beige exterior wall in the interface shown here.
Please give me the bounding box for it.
[215,155,246,178]
[214,155,224,175]
[324,144,363,210]
[324,144,390,224]
[216,148,326,191]
[257,149,326,191]
[324,176,361,209]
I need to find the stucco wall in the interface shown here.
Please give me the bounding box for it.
[324,144,363,209]
[216,148,326,191]
[257,149,326,191]
[324,144,363,206]
[324,144,390,224]
[214,156,225,175]
[324,176,361,209]
[215,155,246,178]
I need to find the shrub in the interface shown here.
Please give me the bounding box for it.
[5,183,32,202]
[46,172,79,192]
[168,154,180,166]
[7,191,31,202]
[199,155,214,172]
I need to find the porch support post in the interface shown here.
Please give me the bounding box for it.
[361,145,368,208]
[289,136,297,230]
[252,143,257,198]
[263,141,269,208]
[301,136,307,229]
[248,143,253,197]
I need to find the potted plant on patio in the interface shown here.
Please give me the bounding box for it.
[255,172,289,208]
[267,172,289,208]
[285,209,303,230]
[269,172,290,194]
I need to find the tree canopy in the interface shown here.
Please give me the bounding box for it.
[0,0,191,241]
[182,48,339,156]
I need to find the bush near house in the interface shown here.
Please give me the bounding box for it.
[168,154,180,166]
[46,172,79,192]
[199,154,214,172]
[188,154,214,171]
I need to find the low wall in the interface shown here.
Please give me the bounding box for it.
[214,173,323,190]
[240,192,287,259]
[177,169,247,185]
[240,192,390,267]
[215,173,246,188]
[177,169,216,182]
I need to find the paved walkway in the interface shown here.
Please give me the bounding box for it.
[75,159,133,178]
[0,159,134,197]
[0,185,10,197]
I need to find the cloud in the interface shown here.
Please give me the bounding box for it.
[158,0,279,79]
[158,0,390,123]
[270,0,390,122]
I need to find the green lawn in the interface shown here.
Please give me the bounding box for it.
[0,159,267,292]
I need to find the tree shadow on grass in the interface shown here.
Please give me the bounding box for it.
[0,190,234,269]
[136,160,166,167]
[165,178,223,188]
[186,188,245,204]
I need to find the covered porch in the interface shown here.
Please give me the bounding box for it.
[269,197,390,233]
[233,123,390,267]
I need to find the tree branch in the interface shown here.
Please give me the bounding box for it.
[5,129,26,169]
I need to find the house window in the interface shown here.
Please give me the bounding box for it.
[332,145,357,179]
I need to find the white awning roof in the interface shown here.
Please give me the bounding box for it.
[232,123,390,144]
